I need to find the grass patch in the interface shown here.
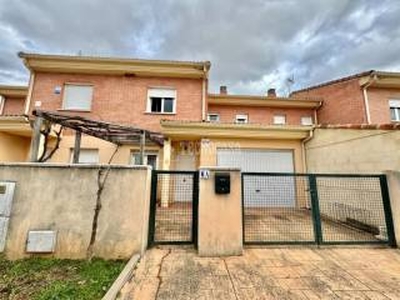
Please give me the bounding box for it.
[0,256,126,300]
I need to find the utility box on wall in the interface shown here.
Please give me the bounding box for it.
[26,230,57,253]
[215,173,230,194]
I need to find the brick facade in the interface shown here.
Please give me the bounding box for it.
[30,72,204,132]
[207,104,315,125]
[2,96,26,116]
[368,87,400,124]
[294,76,400,125]
[294,78,367,125]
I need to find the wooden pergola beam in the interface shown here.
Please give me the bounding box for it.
[32,110,164,147]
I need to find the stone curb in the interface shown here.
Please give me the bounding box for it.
[102,254,140,300]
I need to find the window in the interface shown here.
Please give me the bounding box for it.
[301,116,313,126]
[147,88,176,114]
[273,115,286,125]
[389,100,400,122]
[235,114,248,124]
[207,113,220,122]
[131,152,158,169]
[70,149,99,164]
[63,84,93,111]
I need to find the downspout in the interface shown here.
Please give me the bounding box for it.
[201,64,208,121]
[24,71,35,116]
[301,129,314,174]
[0,95,4,115]
[314,108,318,125]
[313,99,323,126]
[301,100,321,173]
[362,73,378,124]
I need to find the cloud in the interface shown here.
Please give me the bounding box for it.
[0,0,399,95]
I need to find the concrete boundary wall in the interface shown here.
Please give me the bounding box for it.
[305,129,400,173]
[0,163,152,260]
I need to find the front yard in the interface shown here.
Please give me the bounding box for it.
[0,256,126,300]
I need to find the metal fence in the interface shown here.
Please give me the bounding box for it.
[148,171,199,246]
[242,173,395,246]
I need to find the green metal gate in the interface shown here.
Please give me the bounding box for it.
[242,173,396,246]
[148,170,199,246]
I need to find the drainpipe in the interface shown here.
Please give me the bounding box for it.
[314,109,319,125]
[24,72,35,116]
[362,73,378,124]
[201,64,209,121]
[301,128,314,173]
[0,95,4,115]
[202,78,206,121]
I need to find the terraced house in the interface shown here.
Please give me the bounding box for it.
[1,53,400,260]
[292,70,400,125]
[292,71,400,174]
[8,53,321,177]
[1,54,399,176]
[0,85,30,162]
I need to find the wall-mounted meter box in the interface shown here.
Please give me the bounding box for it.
[26,230,57,253]
[215,173,230,194]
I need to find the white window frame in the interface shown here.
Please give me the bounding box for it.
[389,100,400,122]
[70,148,99,164]
[130,151,158,168]
[0,95,4,115]
[62,84,93,111]
[207,113,220,122]
[301,116,313,126]
[146,88,177,114]
[235,114,248,124]
[273,115,286,125]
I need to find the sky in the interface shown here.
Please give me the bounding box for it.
[0,0,399,96]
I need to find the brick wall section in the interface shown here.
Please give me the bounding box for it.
[2,96,25,115]
[30,73,203,132]
[207,104,315,125]
[294,78,367,124]
[367,87,400,124]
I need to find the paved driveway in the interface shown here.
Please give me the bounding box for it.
[119,246,400,299]
[153,205,384,244]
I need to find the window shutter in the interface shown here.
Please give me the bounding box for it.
[301,116,313,125]
[70,149,99,164]
[79,149,99,164]
[389,100,400,108]
[148,88,176,98]
[273,115,286,125]
[63,85,93,110]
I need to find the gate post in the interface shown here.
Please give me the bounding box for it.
[198,167,243,256]
[309,175,323,245]
[147,170,158,248]
[381,172,397,247]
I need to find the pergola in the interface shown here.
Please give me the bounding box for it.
[30,110,164,163]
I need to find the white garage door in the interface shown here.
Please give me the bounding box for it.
[217,149,295,207]
[217,149,294,173]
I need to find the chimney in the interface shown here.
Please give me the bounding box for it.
[220,85,228,95]
[267,88,276,97]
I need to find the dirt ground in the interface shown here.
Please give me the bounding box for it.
[119,246,400,300]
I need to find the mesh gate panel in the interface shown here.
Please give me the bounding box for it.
[316,176,388,243]
[153,172,195,243]
[243,174,315,243]
[242,173,392,245]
